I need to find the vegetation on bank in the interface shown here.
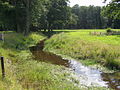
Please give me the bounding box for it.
[44,29,120,70]
[0,32,81,90]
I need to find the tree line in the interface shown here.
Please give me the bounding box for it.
[67,4,120,29]
[0,0,120,35]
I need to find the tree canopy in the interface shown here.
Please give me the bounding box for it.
[102,0,120,19]
[0,0,71,34]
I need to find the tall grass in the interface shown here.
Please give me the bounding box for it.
[44,31,120,69]
[14,51,80,90]
[0,32,82,90]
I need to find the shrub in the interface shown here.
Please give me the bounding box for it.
[106,28,113,33]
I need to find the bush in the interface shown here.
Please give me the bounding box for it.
[106,28,112,33]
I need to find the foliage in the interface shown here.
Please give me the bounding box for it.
[70,4,120,29]
[0,0,120,33]
[0,1,15,30]
[0,0,72,33]
[46,0,71,30]
[102,0,120,19]
[101,0,120,29]
[106,28,112,33]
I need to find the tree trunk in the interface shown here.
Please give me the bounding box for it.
[24,0,30,36]
[16,23,21,33]
[14,1,21,33]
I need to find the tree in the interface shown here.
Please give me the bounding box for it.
[0,1,16,31]
[0,0,72,33]
[102,0,120,19]
[71,5,105,29]
[66,13,78,29]
[0,0,49,34]
[46,0,71,31]
[101,0,120,28]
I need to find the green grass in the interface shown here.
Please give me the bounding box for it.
[44,29,120,70]
[0,31,114,90]
[0,32,46,62]
[0,31,94,90]
[14,51,80,90]
[68,31,120,45]
[53,29,120,32]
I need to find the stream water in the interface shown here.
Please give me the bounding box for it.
[30,39,120,90]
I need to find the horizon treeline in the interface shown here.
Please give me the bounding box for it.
[0,0,120,34]
[67,4,120,29]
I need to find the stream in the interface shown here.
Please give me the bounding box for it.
[30,39,120,90]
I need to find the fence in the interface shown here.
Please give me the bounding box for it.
[0,57,5,79]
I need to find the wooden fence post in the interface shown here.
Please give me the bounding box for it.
[1,57,5,78]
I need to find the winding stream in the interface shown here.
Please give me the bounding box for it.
[30,39,120,90]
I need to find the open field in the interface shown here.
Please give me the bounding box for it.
[44,29,120,70]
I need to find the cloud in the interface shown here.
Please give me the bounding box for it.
[69,0,111,7]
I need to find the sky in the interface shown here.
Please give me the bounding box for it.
[69,0,111,7]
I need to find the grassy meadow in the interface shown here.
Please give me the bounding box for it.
[44,29,120,70]
[0,32,82,90]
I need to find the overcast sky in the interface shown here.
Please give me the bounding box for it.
[69,0,111,7]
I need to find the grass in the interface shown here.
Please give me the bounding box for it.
[0,32,81,90]
[53,29,120,32]
[44,29,120,70]
[0,31,114,90]
[14,51,80,90]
